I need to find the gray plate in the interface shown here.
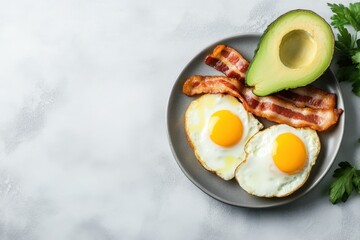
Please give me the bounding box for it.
[167,34,345,208]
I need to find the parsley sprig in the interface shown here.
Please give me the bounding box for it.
[328,3,360,96]
[329,161,360,204]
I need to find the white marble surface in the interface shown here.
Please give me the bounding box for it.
[0,0,359,239]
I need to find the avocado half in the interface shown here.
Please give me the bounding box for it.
[245,10,334,96]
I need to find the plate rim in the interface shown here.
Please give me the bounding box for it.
[166,33,345,208]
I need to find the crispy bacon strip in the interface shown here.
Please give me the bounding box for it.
[276,86,336,109]
[205,45,249,80]
[205,45,337,110]
[183,75,241,97]
[183,76,343,131]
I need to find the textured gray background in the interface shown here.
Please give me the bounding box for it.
[0,0,359,239]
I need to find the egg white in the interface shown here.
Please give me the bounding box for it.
[185,94,263,180]
[235,124,321,197]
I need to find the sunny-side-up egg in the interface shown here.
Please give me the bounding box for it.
[185,94,263,180]
[235,124,321,197]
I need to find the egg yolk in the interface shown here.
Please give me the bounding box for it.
[272,133,307,174]
[209,110,243,147]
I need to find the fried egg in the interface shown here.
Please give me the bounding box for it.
[235,124,320,197]
[185,94,263,180]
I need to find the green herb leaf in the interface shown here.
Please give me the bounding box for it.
[352,51,360,65]
[328,3,351,28]
[336,65,360,83]
[349,3,360,31]
[329,162,356,204]
[328,3,360,31]
[352,170,360,194]
[329,2,360,97]
[335,26,355,56]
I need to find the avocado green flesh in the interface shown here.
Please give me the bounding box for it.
[245,10,334,97]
